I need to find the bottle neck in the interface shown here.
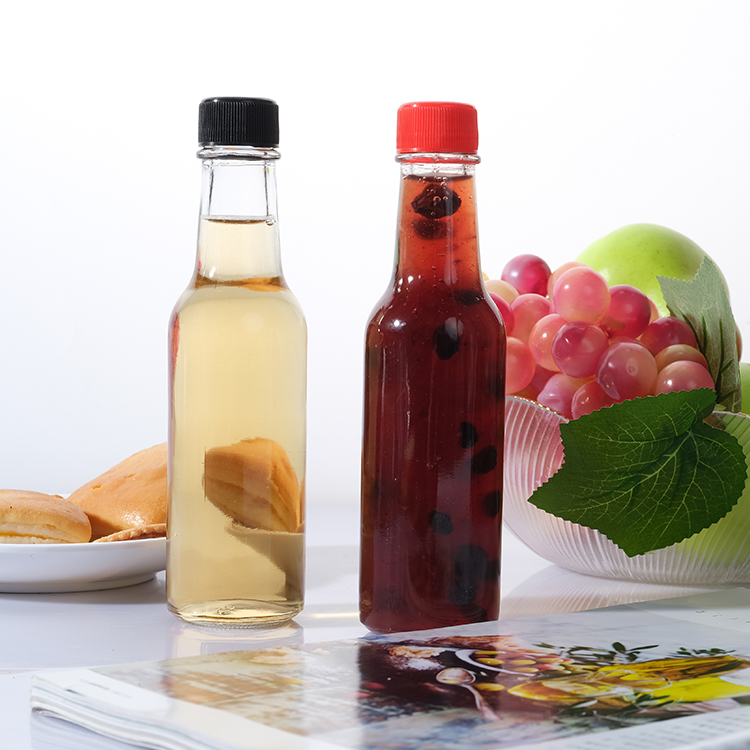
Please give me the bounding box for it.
[195,146,282,283]
[395,158,482,288]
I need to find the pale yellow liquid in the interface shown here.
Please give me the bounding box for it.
[168,218,306,627]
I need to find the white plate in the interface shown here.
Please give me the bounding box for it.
[0,537,166,593]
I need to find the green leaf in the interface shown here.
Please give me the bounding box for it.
[529,388,747,556]
[658,257,741,412]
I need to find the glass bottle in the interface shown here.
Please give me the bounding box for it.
[167,98,307,627]
[360,102,506,633]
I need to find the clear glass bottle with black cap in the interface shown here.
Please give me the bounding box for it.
[168,97,307,627]
[360,102,506,633]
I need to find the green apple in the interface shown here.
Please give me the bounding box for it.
[741,362,750,415]
[576,223,721,317]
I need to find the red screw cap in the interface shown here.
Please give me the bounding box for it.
[396,101,478,155]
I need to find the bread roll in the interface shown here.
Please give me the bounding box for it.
[204,437,301,533]
[67,443,167,540]
[0,490,92,544]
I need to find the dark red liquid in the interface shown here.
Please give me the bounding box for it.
[360,171,506,633]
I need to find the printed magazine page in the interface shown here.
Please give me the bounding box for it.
[31,588,750,750]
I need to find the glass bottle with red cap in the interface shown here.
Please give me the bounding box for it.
[360,102,507,633]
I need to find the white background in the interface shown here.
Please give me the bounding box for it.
[2,0,749,505]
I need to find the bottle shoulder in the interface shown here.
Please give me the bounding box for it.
[367,283,504,337]
[368,281,499,317]
[172,277,306,321]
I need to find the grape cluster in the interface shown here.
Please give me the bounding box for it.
[488,254,715,419]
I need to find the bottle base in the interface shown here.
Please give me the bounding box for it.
[360,601,499,634]
[169,599,302,629]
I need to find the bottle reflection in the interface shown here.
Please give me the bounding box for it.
[167,618,303,659]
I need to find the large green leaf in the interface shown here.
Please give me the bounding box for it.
[529,388,747,556]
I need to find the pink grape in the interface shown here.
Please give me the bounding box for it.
[528,314,566,372]
[551,322,609,378]
[513,384,540,400]
[640,317,698,355]
[505,337,536,394]
[655,361,716,395]
[501,254,551,296]
[489,292,515,336]
[599,284,652,339]
[510,293,553,342]
[597,340,658,400]
[552,266,611,324]
[608,335,640,347]
[485,278,519,303]
[571,380,616,419]
[530,364,555,392]
[654,344,709,372]
[537,373,590,419]
[511,365,554,402]
[547,261,586,298]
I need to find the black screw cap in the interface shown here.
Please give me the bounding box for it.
[198,97,279,147]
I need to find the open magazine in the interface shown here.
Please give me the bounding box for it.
[31,588,750,750]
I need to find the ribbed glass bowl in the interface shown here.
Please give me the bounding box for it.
[503,395,750,584]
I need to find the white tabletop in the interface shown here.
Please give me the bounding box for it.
[0,501,730,749]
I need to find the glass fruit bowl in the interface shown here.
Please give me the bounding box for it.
[503,395,750,584]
